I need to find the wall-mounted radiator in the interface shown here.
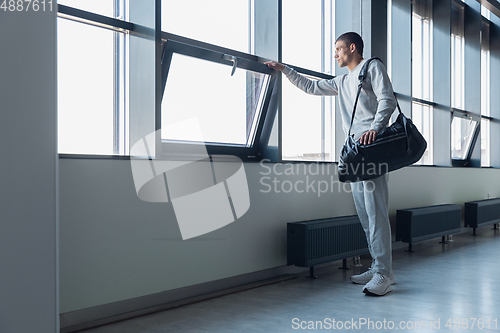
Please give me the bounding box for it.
[396,204,462,252]
[287,215,368,278]
[465,198,500,235]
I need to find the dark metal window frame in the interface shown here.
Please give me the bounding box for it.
[58,4,136,35]
[159,35,278,160]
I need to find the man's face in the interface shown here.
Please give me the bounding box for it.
[334,40,353,68]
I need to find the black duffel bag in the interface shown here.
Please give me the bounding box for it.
[338,58,427,183]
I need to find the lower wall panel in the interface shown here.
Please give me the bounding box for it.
[59,159,500,318]
[60,265,305,332]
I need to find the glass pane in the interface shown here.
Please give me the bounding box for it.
[412,1,432,101]
[57,0,120,19]
[161,53,269,146]
[412,2,432,100]
[481,119,490,167]
[451,3,464,109]
[412,103,433,165]
[282,77,334,162]
[161,0,250,54]
[451,116,477,160]
[412,13,423,98]
[282,0,323,73]
[481,5,491,20]
[481,49,490,117]
[58,19,117,155]
[451,35,464,109]
[481,22,490,117]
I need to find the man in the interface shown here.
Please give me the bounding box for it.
[265,32,396,296]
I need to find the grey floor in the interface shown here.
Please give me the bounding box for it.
[81,228,500,333]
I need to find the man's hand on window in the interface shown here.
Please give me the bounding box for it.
[264,61,285,71]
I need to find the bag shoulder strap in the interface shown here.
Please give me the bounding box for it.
[358,57,381,85]
[347,57,402,136]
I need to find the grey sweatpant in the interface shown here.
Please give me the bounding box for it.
[350,174,392,277]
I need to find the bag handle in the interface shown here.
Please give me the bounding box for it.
[347,57,403,137]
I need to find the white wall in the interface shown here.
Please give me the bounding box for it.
[59,158,500,313]
[0,7,59,333]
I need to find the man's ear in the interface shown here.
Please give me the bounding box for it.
[349,43,356,54]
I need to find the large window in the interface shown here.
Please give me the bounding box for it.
[282,0,335,161]
[412,0,433,165]
[57,0,500,169]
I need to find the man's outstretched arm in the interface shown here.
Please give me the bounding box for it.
[264,61,338,96]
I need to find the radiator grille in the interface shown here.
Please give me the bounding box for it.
[288,216,368,267]
[411,210,461,238]
[306,224,367,262]
[465,198,500,228]
[396,204,461,243]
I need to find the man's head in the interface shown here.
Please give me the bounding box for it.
[334,32,364,69]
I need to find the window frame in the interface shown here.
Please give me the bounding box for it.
[159,35,278,160]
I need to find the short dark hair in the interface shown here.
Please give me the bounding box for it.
[335,32,364,56]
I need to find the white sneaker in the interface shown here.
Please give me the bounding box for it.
[362,272,392,296]
[351,269,396,285]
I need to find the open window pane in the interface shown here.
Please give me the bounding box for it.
[451,116,478,160]
[161,53,271,147]
[58,18,119,155]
